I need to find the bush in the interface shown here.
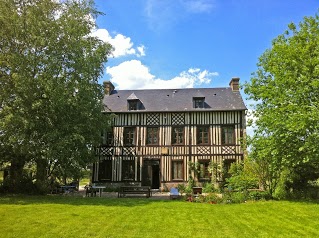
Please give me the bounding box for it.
[202,182,216,193]
[177,184,186,195]
[221,191,248,204]
[0,176,39,194]
[248,190,271,201]
[225,163,258,192]
[231,192,248,203]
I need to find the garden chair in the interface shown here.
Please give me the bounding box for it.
[85,185,97,197]
[170,187,180,200]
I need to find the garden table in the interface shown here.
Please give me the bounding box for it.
[92,185,106,197]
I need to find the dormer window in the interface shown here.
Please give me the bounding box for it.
[127,93,140,111]
[128,100,139,111]
[193,97,205,108]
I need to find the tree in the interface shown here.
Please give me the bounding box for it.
[246,135,282,195]
[244,13,319,197]
[224,161,258,192]
[0,0,113,192]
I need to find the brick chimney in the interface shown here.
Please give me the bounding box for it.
[229,77,240,91]
[103,81,115,95]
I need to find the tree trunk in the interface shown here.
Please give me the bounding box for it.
[9,157,25,193]
[35,159,48,193]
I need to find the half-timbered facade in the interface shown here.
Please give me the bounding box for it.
[93,78,247,190]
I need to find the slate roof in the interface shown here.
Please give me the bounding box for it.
[103,87,247,113]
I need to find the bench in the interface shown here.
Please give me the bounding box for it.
[60,185,77,194]
[118,186,152,198]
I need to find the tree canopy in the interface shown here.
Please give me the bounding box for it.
[244,13,319,197]
[0,0,113,192]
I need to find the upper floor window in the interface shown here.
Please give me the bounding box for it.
[221,126,235,145]
[105,131,113,145]
[193,97,205,108]
[147,127,159,145]
[197,126,209,144]
[172,127,184,145]
[124,127,135,145]
[127,93,140,111]
[101,129,113,146]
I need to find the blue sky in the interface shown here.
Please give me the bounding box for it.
[92,0,318,98]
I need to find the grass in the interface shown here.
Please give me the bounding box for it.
[0,196,318,238]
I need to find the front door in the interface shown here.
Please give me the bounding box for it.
[142,159,160,189]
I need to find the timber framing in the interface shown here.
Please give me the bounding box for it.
[93,78,247,190]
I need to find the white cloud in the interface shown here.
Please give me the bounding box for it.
[137,45,146,57]
[106,60,154,89]
[106,60,218,90]
[90,29,145,58]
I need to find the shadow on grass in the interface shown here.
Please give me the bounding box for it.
[0,194,178,207]
[284,198,319,204]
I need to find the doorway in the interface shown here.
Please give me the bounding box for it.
[142,159,160,189]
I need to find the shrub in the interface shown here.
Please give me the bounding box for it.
[177,184,186,195]
[221,191,248,204]
[225,163,258,192]
[231,192,248,203]
[202,182,215,193]
[185,176,195,195]
[248,190,271,201]
[0,176,39,194]
[205,193,224,204]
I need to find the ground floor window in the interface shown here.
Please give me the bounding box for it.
[223,159,236,179]
[172,160,183,180]
[198,160,211,181]
[122,159,135,180]
[98,158,112,181]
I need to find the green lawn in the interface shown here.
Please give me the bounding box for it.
[0,196,318,238]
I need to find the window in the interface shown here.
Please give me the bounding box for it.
[193,97,205,108]
[172,160,183,180]
[199,161,211,180]
[197,126,209,144]
[172,127,184,145]
[222,126,235,145]
[98,158,112,181]
[223,159,236,179]
[105,131,113,145]
[122,159,135,180]
[128,100,139,111]
[147,127,159,145]
[124,127,135,145]
[101,130,113,145]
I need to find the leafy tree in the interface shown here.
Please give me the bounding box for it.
[245,136,282,195]
[225,161,258,192]
[244,13,319,197]
[0,0,113,192]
